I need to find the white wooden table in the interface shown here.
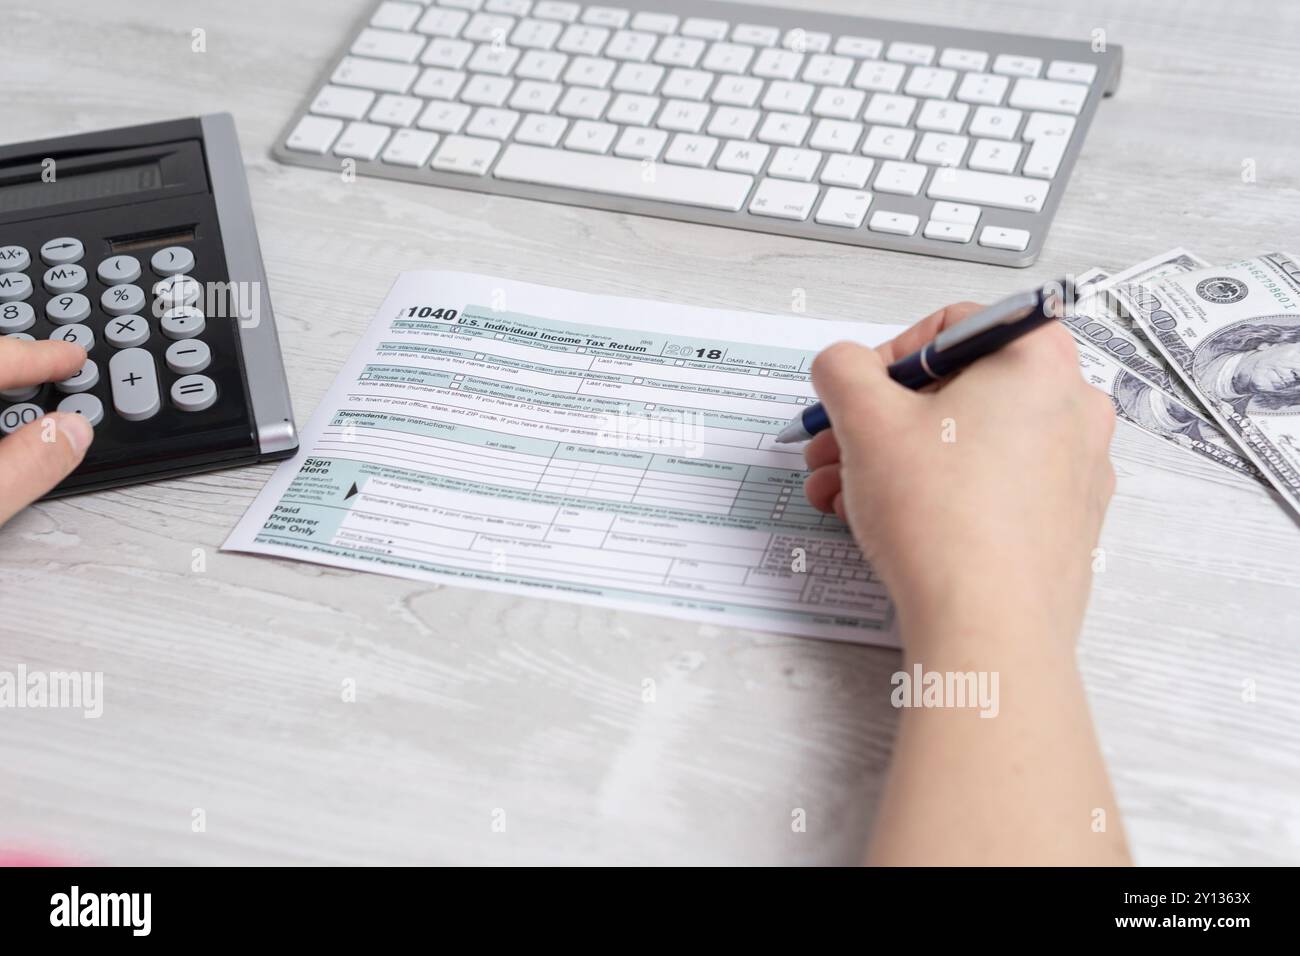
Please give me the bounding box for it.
[2,0,1298,865]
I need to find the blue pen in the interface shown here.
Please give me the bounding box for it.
[776,279,1070,444]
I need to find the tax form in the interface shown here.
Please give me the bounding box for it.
[224,272,904,644]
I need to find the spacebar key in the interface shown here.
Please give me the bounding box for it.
[927,168,1050,212]
[493,144,754,212]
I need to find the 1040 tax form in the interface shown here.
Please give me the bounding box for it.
[225,273,904,644]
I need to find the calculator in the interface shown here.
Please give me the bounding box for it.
[0,114,298,497]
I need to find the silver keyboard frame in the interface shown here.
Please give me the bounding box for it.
[273,0,1123,267]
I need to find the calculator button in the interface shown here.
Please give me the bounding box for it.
[43,263,88,294]
[0,246,29,273]
[97,255,142,285]
[160,306,205,340]
[49,323,94,351]
[56,358,99,394]
[0,302,35,333]
[153,274,201,308]
[0,402,44,434]
[165,338,211,374]
[171,374,218,413]
[109,348,161,422]
[0,385,39,402]
[104,314,150,348]
[46,292,91,325]
[40,238,83,265]
[57,392,104,427]
[150,246,195,277]
[4,332,34,341]
[0,272,32,302]
[102,283,146,316]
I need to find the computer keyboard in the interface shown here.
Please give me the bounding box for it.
[277,0,1122,267]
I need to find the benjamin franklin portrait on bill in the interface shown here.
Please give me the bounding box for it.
[1191,315,1300,416]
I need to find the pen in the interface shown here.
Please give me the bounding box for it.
[776,279,1071,444]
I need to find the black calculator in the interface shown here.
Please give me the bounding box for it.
[0,114,297,497]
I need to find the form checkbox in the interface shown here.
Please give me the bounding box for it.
[475,353,485,360]
[633,377,643,384]
[495,333,504,339]
[674,360,684,366]
[577,347,586,352]
[759,369,769,376]
[450,382,461,389]
[645,403,656,410]
[454,374,465,381]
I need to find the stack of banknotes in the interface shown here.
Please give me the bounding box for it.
[1064,249,1300,515]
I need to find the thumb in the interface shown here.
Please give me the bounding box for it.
[0,412,94,526]
[809,341,911,453]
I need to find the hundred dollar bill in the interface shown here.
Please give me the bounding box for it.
[1101,247,1212,337]
[1126,252,1300,512]
[1075,337,1264,482]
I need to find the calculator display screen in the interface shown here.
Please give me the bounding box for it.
[0,162,164,214]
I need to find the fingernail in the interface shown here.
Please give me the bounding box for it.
[57,412,94,456]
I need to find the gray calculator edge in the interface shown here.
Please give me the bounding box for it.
[271,0,1123,268]
[202,112,299,454]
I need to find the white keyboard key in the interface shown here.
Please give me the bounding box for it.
[927,168,1049,212]
[487,0,531,13]
[413,67,467,100]
[516,112,568,145]
[914,132,968,166]
[748,178,819,220]
[808,119,863,153]
[868,210,919,235]
[557,86,610,118]
[1022,136,1068,179]
[752,48,804,81]
[706,106,761,139]
[834,36,883,59]
[286,115,343,154]
[565,119,619,153]
[512,18,563,48]
[656,99,709,132]
[605,29,656,61]
[663,133,719,167]
[583,6,628,28]
[968,105,1021,139]
[333,121,390,160]
[702,42,754,75]
[757,112,811,146]
[612,62,664,93]
[860,126,914,160]
[466,106,520,139]
[803,54,854,86]
[381,128,440,166]
[873,160,927,195]
[653,37,706,68]
[854,61,907,96]
[1009,77,1088,115]
[1023,111,1076,141]
[494,143,753,210]
[516,49,567,80]
[956,72,1009,105]
[332,56,419,94]
[904,66,957,99]
[352,27,426,63]
[432,134,501,174]
[762,81,815,113]
[863,92,917,126]
[710,75,763,107]
[422,37,475,68]
[923,219,974,242]
[978,225,1031,251]
[939,48,988,71]
[661,68,713,100]
[462,74,515,105]
[310,85,375,121]
[768,146,822,181]
[783,30,830,54]
[815,188,872,227]
[441,1,483,10]
[565,55,617,87]
[416,7,470,37]
[715,140,770,174]
[930,201,980,224]
[1047,60,1097,85]
[510,80,563,112]
[369,94,423,126]
[607,93,660,125]
[557,24,609,56]
[372,2,422,32]
[993,54,1042,78]
[820,154,873,188]
[630,12,678,34]
[533,1,579,22]
[967,138,1021,173]
[468,44,521,75]
[682,18,729,41]
[417,100,473,133]
[812,86,865,120]
[885,41,934,65]
[914,100,969,134]
[732,24,780,46]
[613,126,667,159]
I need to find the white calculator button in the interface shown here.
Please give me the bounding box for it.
[56,358,99,394]
[166,338,211,374]
[171,374,218,413]
[40,237,83,265]
[0,272,33,302]
[978,225,1031,251]
[105,314,150,348]
[109,348,161,422]
[160,306,206,340]
[97,255,141,285]
[43,263,87,294]
[0,302,35,333]
[57,392,104,427]
[4,332,34,341]
[151,246,195,277]
[153,274,201,308]
[0,385,38,402]
[48,322,94,351]
[102,283,147,316]
[0,245,29,273]
[0,402,44,434]
[46,293,91,325]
